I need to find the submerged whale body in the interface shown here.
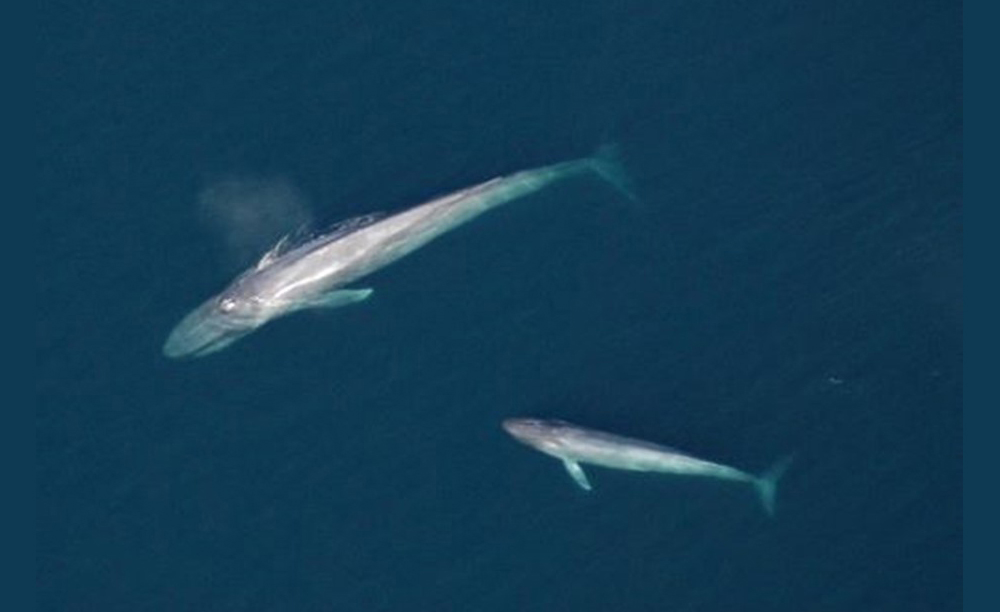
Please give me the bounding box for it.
[503,418,793,516]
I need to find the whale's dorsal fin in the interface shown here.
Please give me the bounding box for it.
[255,234,294,270]
[255,222,320,270]
[562,459,592,491]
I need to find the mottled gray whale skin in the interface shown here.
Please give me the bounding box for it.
[503,418,792,515]
[164,149,629,359]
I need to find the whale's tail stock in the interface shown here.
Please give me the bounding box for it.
[754,455,795,517]
[588,143,638,203]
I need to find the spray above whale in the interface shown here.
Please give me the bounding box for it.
[503,418,793,516]
[164,147,631,359]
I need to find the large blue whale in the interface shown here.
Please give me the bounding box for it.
[164,148,629,359]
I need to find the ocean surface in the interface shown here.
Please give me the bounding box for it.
[38,1,961,610]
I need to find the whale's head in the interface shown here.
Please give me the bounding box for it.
[502,418,572,453]
[163,291,268,359]
[503,418,548,440]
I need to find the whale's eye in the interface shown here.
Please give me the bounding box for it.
[218,297,237,313]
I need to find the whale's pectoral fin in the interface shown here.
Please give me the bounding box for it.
[294,288,374,311]
[562,459,592,491]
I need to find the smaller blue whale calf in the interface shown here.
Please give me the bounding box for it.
[503,418,793,516]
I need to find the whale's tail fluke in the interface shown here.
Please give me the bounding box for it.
[588,143,638,203]
[754,455,794,517]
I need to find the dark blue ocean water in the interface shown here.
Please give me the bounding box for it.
[38,1,961,610]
